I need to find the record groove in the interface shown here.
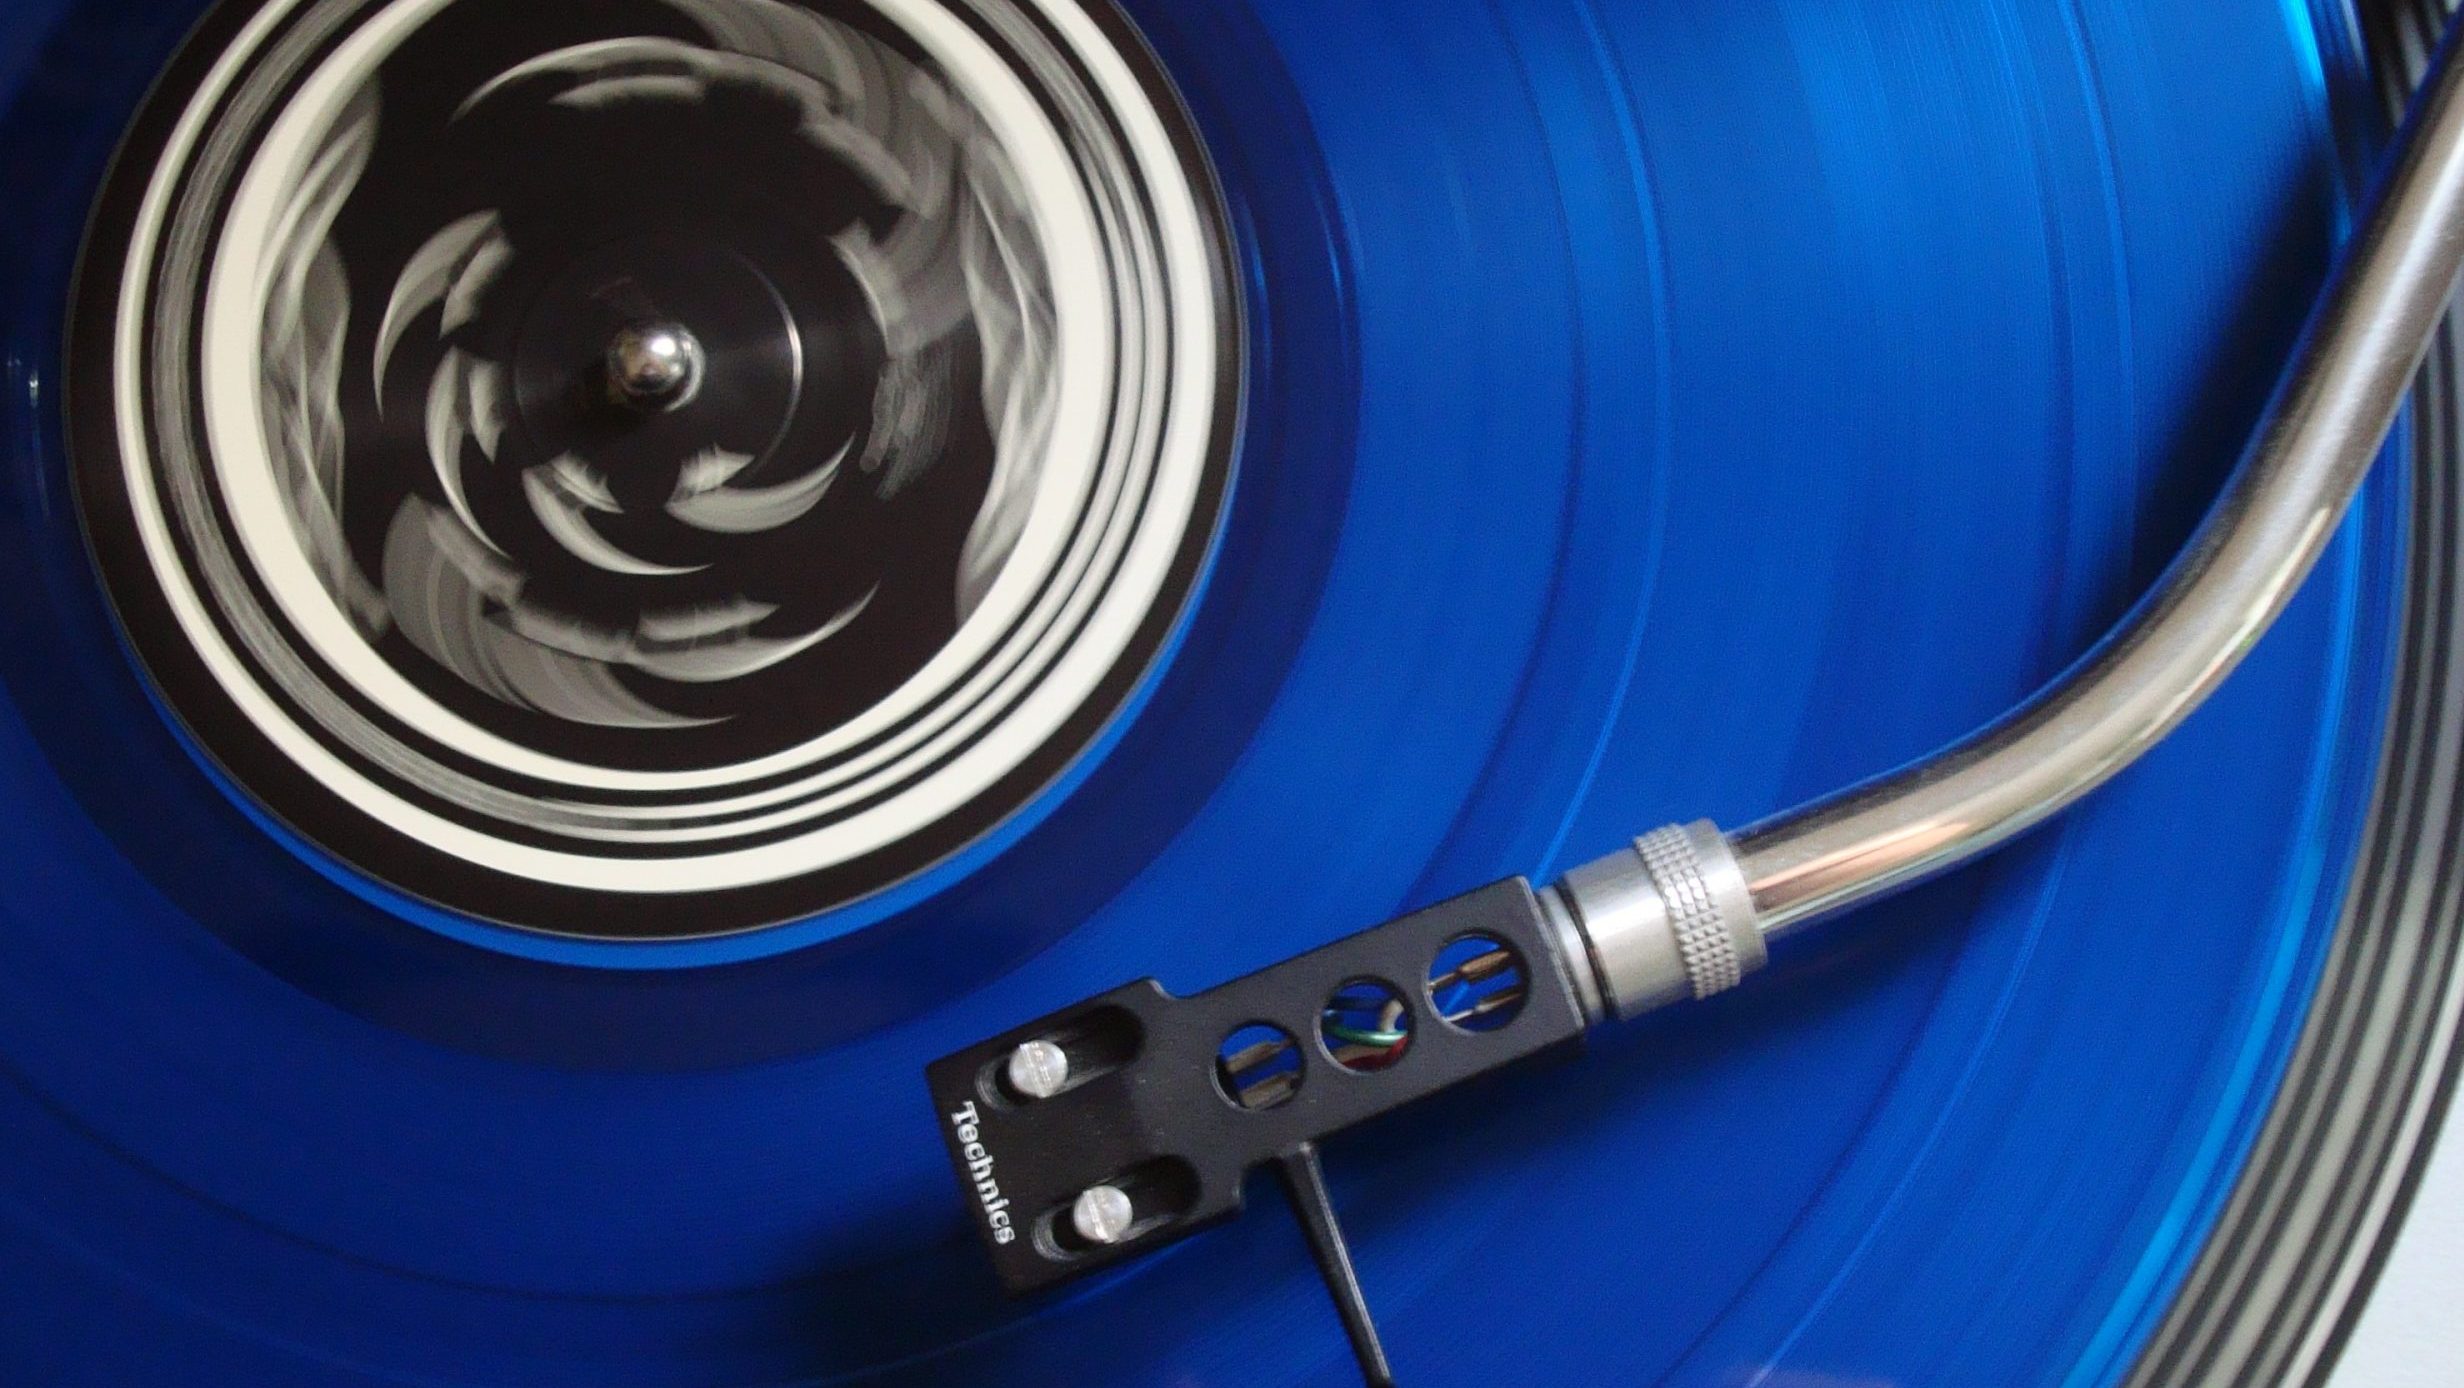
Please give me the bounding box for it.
[2121,8,2464,1384]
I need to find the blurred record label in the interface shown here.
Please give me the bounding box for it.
[68,0,1238,939]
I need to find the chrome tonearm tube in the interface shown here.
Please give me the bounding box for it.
[1550,14,2464,1023]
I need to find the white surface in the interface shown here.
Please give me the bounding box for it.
[2328,1100,2464,1386]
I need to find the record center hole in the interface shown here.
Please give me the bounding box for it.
[1215,1022,1301,1110]
[1320,979,1412,1071]
[1429,934,1526,1033]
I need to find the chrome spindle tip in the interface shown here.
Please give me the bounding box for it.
[606,322,704,409]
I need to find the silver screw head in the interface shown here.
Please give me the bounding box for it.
[1070,1184,1136,1246]
[1004,1038,1071,1100]
[606,322,704,408]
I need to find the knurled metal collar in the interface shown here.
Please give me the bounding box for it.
[1549,820,1766,1021]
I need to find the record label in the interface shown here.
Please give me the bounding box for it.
[67,0,1239,939]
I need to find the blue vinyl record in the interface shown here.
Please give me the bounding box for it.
[0,0,2416,1384]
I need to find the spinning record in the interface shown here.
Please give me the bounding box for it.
[0,0,2452,1385]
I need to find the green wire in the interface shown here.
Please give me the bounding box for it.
[1324,1022,1406,1047]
